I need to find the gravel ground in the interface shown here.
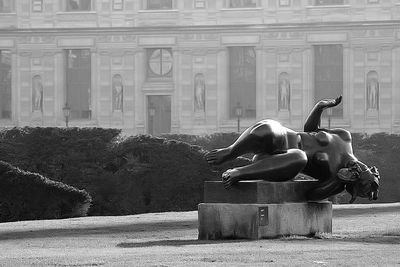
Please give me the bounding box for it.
[0,203,399,266]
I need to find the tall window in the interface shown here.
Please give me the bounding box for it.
[314,45,343,117]
[229,46,256,119]
[65,0,91,11]
[0,50,12,119]
[147,0,173,10]
[65,49,91,119]
[113,0,123,11]
[314,0,344,6]
[0,0,13,13]
[32,0,43,12]
[229,0,257,8]
[147,48,173,79]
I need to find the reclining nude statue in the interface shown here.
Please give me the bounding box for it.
[205,96,380,203]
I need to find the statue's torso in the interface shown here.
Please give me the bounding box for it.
[297,129,354,181]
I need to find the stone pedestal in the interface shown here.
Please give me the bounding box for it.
[204,180,319,204]
[198,180,332,240]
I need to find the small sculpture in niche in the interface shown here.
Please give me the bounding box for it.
[112,74,123,111]
[194,73,205,112]
[278,72,290,111]
[32,75,43,111]
[366,71,379,111]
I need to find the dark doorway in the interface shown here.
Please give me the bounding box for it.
[147,95,171,136]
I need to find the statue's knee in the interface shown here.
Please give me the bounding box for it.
[249,123,273,138]
[288,149,308,168]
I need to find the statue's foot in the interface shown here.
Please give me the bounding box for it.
[205,148,231,165]
[222,169,241,189]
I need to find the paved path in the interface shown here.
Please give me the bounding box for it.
[0,203,399,266]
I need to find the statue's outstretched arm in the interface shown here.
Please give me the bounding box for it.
[303,96,342,132]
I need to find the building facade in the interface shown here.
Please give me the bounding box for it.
[0,0,400,135]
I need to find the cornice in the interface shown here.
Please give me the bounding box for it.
[0,20,399,35]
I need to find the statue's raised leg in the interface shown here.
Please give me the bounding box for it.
[205,120,288,165]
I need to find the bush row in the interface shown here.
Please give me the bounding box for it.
[0,161,91,222]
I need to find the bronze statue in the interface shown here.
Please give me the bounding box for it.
[205,96,380,203]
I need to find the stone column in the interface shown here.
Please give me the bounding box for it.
[54,50,64,125]
[90,47,98,122]
[216,47,228,130]
[171,47,180,133]
[302,46,312,124]
[255,46,264,121]
[11,49,18,125]
[134,48,146,134]
[392,45,400,133]
[343,44,351,127]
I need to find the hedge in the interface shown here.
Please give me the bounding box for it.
[0,161,91,222]
[0,128,249,216]
[0,127,398,218]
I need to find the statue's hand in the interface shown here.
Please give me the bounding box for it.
[317,95,342,109]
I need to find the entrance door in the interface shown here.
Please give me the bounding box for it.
[147,95,171,136]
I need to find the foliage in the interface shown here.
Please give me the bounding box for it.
[0,127,398,218]
[0,161,91,222]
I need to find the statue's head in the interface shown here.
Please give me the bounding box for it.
[337,160,380,203]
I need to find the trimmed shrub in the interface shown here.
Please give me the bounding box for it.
[95,135,250,215]
[0,161,91,222]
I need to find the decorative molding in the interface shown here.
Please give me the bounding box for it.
[138,36,176,46]
[0,39,15,47]
[307,33,347,42]
[221,35,260,45]
[57,38,95,47]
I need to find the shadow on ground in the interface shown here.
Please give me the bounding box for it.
[333,205,399,217]
[0,219,197,241]
[117,239,245,248]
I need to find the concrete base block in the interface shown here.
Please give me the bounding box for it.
[204,180,319,204]
[198,202,332,240]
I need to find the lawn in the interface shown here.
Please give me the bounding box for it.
[0,203,399,266]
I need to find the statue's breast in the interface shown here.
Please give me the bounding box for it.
[315,131,332,146]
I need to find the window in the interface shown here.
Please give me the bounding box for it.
[0,0,13,13]
[314,45,343,117]
[229,47,256,119]
[65,0,91,11]
[65,49,91,119]
[279,0,290,7]
[147,48,173,79]
[194,0,206,9]
[147,0,173,10]
[113,0,123,11]
[314,0,344,6]
[0,50,12,119]
[229,0,257,8]
[32,0,43,12]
